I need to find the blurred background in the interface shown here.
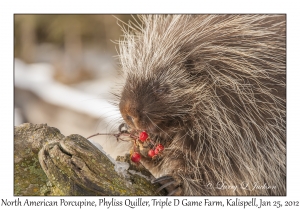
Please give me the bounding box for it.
[14,14,137,158]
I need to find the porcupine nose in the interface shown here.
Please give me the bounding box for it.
[120,98,144,129]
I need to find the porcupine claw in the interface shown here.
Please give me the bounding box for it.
[151,175,183,195]
[156,180,176,192]
[151,175,174,183]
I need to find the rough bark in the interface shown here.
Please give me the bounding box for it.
[14,123,166,196]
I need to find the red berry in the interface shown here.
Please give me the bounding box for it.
[154,144,164,154]
[131,152,141,163]
[156,144,164,152]
[148,149,156,158]
[139,131,148,142]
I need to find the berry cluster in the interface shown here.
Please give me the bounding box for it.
[86,129,164,164]
[130,131,164,163]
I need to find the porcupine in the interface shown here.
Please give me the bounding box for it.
[117,15,286,196]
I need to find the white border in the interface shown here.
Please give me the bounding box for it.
[1,0,299,209]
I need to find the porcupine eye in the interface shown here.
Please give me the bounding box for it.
[152,81,170,97]
[126,115,134,125]
[155,87,167,94]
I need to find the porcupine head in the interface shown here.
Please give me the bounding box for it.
[118,15,198,137]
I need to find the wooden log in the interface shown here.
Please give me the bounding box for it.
[14,123,166,196]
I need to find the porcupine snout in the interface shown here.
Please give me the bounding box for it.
[119,83,167,133]
[119,97,146,131]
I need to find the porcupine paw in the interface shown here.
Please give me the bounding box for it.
[151,175,183,196]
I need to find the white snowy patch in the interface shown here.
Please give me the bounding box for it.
[128,170,152,181]
[114,161,130,178]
